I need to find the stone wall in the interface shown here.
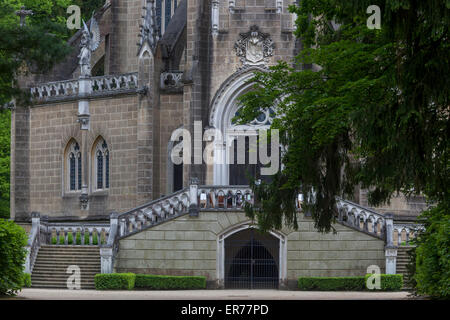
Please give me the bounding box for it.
[24,93,147,220]
[115,211,385,289]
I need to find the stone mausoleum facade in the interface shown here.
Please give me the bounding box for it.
[12,0,426,289]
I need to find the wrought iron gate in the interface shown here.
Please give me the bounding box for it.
[224,228,279,289]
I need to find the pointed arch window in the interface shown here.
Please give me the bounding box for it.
[93,138,110,191]
[66,140,82,192]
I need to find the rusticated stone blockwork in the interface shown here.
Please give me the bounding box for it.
[115,212,385,288]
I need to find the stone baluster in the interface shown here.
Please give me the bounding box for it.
[119,218,126,237]
[189,180,199,217]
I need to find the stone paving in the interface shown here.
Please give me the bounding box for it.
[6,288,414,300]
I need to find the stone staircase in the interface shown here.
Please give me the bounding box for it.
[396,246,414,288]
[31,245,100,289]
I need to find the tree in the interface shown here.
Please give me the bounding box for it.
[237,0,449,233]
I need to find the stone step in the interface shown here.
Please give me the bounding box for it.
[40,245,100,250]
[31,245,101,288]
[38,250,100,255]
[31,282,95,289]
[37,251,100,256]
[33,265,100,271]
[32,269,100,275]
[36,254,100,262]
[32,275,98,281]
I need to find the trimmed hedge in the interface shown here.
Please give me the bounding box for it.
[135,274,206,290]
[298,274,403,291]
[365,274,403,291]
[94,273,135,290]
[298,276,366,291]
[0,219,28,296]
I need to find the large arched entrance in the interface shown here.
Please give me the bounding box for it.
[224,228,279,289]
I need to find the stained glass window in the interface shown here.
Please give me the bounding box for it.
[69,153,76,191]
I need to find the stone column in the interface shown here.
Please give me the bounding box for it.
[189,178,199,217]
[78,78,91,210]
[384,213,397,274]
[100,212,119,274]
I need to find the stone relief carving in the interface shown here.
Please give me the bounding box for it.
[234,25,275,66]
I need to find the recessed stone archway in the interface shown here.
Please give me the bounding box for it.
[209,67,270,185]
[216,222,287,289]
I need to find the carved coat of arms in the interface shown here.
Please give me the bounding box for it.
[234,25,275,66]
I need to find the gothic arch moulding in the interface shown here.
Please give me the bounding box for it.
[216,221,288,289]
[209,66,268,131]
[209,66,269,185]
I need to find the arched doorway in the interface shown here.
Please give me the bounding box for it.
[224,228,279,289]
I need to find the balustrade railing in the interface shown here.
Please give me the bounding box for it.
[393,224,424,246]
[117,188,190,239]
[336,198,387,239]
[46,223,110,245]
[30,79,79,100]
[25,185,424,275]
[160,71,183,91]
[91,73,138,93]
[197,186,253,210]
[30,73,138,101]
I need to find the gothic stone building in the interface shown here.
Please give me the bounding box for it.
[13,0,425,289]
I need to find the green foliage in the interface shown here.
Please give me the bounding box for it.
[0,110,10,219]
[75,231,81,245]
[59,234,65,245]
[406,246,417,292]
[84,232,90,245]
[364,274,403,291]
[298,274,403,291]
[414,201,450,299]
[135,274,207,290]
[67,232,73,245]
[92,233,98,245]
[298,276,366,291]
[22,273,31,288]
[237,0,450,233]
[0,219,28,295]
[94,273,136,290]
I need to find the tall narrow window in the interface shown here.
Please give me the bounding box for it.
[97,150,103,189]
[66,140,81,192]
[70,153,76,191]
[105,151,110,189]
[93,137,110,191]
[165,0,172,30]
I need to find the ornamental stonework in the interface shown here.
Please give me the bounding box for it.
[234,25,275,66]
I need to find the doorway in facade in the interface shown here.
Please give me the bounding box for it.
[224,228,279,289]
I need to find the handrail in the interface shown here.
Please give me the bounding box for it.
[24,212,41,274]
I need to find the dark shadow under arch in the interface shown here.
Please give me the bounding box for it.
[224,228,279,289]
